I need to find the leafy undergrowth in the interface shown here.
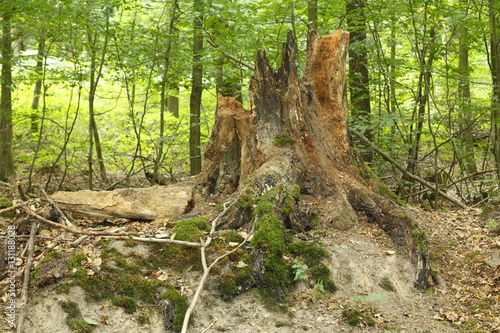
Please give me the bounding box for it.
[407,205,500,332]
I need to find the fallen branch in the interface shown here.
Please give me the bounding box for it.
[16,221,38,333]
[0,203,205,247]
[206,39,255,71]
[351,129,469,209]
[39,186,74,228]
[181,214,255,333]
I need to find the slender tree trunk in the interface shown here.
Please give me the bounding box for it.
[404,2,437,186]
[458,1,478,175]
[0,8,15,181]
[152,0,178,185]
[86,9,111,187]
[347,0,373,162]
[490,0,500,176]
[189,0,204,176]
[30,36,45,134]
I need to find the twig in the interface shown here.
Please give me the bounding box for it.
[39,186,74,227]
[0,180,10,186]
[351,129,469,209]
[16,221,38,333]
[181,202,255,333]
[0,235,74,241]
[201,320,217,333]
[206,39,255,71]
[104,235,204,247]
[0,203,205,247]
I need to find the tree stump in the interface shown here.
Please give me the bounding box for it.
[197,30,432,292]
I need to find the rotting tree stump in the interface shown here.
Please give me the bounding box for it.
[196,30,432,292]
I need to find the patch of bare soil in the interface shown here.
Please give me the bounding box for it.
[1,179,498,333]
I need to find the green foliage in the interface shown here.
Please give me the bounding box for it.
[352,293,389,303]
[292,259,309,281]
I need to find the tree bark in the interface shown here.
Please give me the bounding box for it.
[0,7,15,181]
[458,2,478,175]
[347,0,373,162]
[197,30,432,290]
[489,0,500,177]
[189,0,204,176]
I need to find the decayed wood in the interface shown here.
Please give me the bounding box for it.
[16,221,38,333]
[50,183,194,221]
[198,29,432,289]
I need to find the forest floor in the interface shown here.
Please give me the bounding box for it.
[0,176,499,333]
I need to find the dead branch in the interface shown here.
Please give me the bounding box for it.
[181,216,255,333]
[16,181,29,201]
[206,38,255,71]
[39,186,74,227]
[351,129,469,209]
[16,221,38,333]
[0,203,205,248]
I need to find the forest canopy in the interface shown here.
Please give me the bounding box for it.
[0,0,499,206]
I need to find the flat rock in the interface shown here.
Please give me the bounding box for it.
[50,183,194,221]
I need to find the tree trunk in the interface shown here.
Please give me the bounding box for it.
[189,0,204,176]
[196,30,432,291]
[458,1,478,175]
[490,0,500,177]
[0,7,15,181]
[30,36,45,134]
[347,0,373,162]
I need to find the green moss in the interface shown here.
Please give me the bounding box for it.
[235,189,255,209]
[219,272,238,297]
[113,296,137,313]
[60,300,82,319]
[69,252,88,269]
[288,242,328,266]
[150,243,202,271]
[342,307,376,327]
[309,263,337,292]
[379,277,396,292]
[60,301,94,333]
[253,199,275,217]
[264,256,292,285]
[272,134,295,147]
[172,216,210,242]
[293,184,301,202]
[0,197,14,218]
[221,230,244,243]
[160,289,189,332]
[32,251,62,286]
[411,229,428,253]
[251,215,285,255]
[41,251,59,263]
